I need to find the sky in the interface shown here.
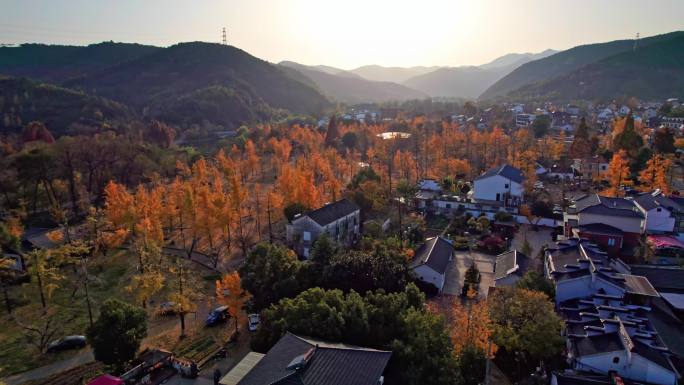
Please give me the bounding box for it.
[2,0,683,69]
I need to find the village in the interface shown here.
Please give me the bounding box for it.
[1,9,684,383]
[1,94,684,385]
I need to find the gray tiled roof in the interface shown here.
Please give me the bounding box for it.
[305,199,360,227]
[613,274,660,297]
[572,332,624,356]
[577,223,624,236]
[494,250,528,280]
[571,194,644,218]
[410,236,453,275]
[629,265,684,291]
[631,338,674,371]
[237,333,391,385]
[474,164,524,184]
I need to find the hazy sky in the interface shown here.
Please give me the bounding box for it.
[2,0,683,69]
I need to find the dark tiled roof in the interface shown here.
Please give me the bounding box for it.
[572,332,624,356]
[629,265,684,291]
[631,338,673,371]
[474,164,524,184]
[635,192,681,213]
[571,194,644,218]
[547,246,587,274]
[614,274,659,297]
[238,332,391,385]
[305,199,360,227]
[494,250,528,280]
[578,223,624,236]
[634,193,661,211]
[410,236,453,275]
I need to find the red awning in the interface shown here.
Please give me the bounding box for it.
[648,235,684,250]
[87,374,124,385]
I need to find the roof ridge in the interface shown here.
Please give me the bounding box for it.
[422,237,439,265]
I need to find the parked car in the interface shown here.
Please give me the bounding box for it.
[205,305,230,326]
[47,335,87,353]
[157,301,177,316]
[248,314,260,331]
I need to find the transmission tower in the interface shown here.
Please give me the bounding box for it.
[222,27,227,45]
[633,32,639,51]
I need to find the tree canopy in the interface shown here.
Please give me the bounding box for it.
[87,299,147,372]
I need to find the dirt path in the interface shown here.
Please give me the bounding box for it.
[2,350,94,385]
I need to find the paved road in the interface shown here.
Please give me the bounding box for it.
[510,225,553,271]
[2,350,94,385]
[443,250,495,298]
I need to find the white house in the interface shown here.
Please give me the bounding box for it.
[569,331,678,385]
[473,164,524,206]
[410,236,453,292]
[618,105,631,116]
[286,199,361,258]
[634,192,676,234]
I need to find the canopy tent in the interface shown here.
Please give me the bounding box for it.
[648,235,684,250]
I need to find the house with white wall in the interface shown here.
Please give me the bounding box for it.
[410,236,453,292]
[286,199,361,258]
[472,164,524,206]
[634,192,677,234]
[563,194,645,256]
[544,240,680,385]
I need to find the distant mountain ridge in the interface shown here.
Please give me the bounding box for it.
[349,65,442,84]
[279,61,427,104]
[505,32,684,101]
[480,31,684,100]
[0,42,331,131]
[402,49,557,98]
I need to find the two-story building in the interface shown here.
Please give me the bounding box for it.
[544,240,681,385]
[472,164,524,206]
[572,156,608,182]
[633,192,679,234]
[563,194,645,256]
[286,199,361,258]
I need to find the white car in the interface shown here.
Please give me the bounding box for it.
[248,313,260,332]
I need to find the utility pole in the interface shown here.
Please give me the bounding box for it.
[633,32,639,52]
[222,27,227,45]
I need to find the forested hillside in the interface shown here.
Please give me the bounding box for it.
[480,31,684,99]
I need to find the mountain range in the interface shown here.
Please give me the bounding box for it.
[480,31,684,100]
[281,50,557,101]
[1,32,682,137]
[0,42,330,134]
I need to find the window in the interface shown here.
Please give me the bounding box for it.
[612,357,620,364]
[303,231,311,241]
[607,238,615,246]
[504,184,509,188]
[657,208,662,212]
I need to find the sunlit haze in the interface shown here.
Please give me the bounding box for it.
[2,0,683,68]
